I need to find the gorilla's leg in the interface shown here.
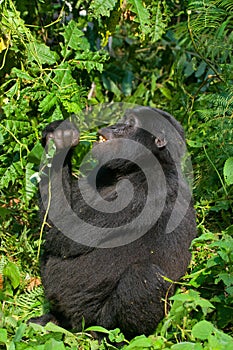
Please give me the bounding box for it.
[99,262,171,339]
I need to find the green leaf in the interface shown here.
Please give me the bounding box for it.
[29,323,47,334]
[195,61,207,78]
[62,20,89,53]
[45,322,74,337]
[0,131,4,145]
[89,0,117,18]
[0,207,11,219]
[50,105,63,122]
[27,42,58,65]
[171,342,203,350]
[6,340,16,350]
[13,323,26,342]
[0,328,7,344]
[152,1,167,42]
[223,157,233,185]
[39,94,57,113]
[4,262,20,289]
[0,161,22,189]
[186,140,203,148]
[54,63,76,87]
[128,0,150,34]
[127,335,153,349]
[74,51,108,73]
[102,75,121,98]
[85,325,110,334]
[44,338,66,350]
[160,86,172,100]
[109,328,125,343]
[184,61,195,78]
[208,332,233,350]
[192,320,214,340]
[28,142,44,165]
[11,68,33,80]
[25,163,38,202]
[215,273,233,287]
[4,120,31,134]
[122,70,133,96]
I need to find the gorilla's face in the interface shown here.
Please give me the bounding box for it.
[97,112,167,152]
[92,111,169,177]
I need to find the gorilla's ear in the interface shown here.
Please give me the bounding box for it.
[155,137,167,149]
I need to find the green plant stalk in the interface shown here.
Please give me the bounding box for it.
[37,168,52,261]
[203,145,228,197]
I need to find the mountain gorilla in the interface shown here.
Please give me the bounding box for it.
[35,106,196,339]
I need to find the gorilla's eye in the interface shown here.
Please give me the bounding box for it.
[125,116,135,127]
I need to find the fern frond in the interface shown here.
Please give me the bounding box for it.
[215,0,233,12]
[15,286,46,319]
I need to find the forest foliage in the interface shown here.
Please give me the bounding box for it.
[0,0,233,349]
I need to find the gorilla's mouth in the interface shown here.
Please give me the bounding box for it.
[98,135,107,143]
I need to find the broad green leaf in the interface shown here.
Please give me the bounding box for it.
[45,322,74,337]
[0,328,7,344]
[192,320,214,340]
[102,75,121,98]
[226,286,233,296]
[6,340,16,350]
[122,71,133,96]
[39,94,57,113]
[195,61,207,78]
[50,105,63,122]
[27,42,58,65]
[132,82,146,98]
[4,261,20,289]
[11,68,33,80]
[128,0,150,34]
[208,333,233,350]
[184,61,195,78]
[0,207,11,219]
[89,0,117,18]
[170,290,214,315]
[5,81,20,98]
[127,335,153,349]
[62,20,89,52]
[85,325,110,334]
[223,157,233,185]
[28,142,44,165]
[160,86,172,100]
[54,63,76,87]
[13,323,26,342]
[186,140,203,148]
[215,273,233,287]
[44,338,66,350]
[29,323,47,333]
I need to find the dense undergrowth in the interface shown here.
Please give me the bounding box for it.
[0,0,233,349]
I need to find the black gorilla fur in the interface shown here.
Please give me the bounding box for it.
[37,107,196,339]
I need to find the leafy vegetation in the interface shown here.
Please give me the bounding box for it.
[0,0,232,349]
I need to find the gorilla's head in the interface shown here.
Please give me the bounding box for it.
[93,107,185,177]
